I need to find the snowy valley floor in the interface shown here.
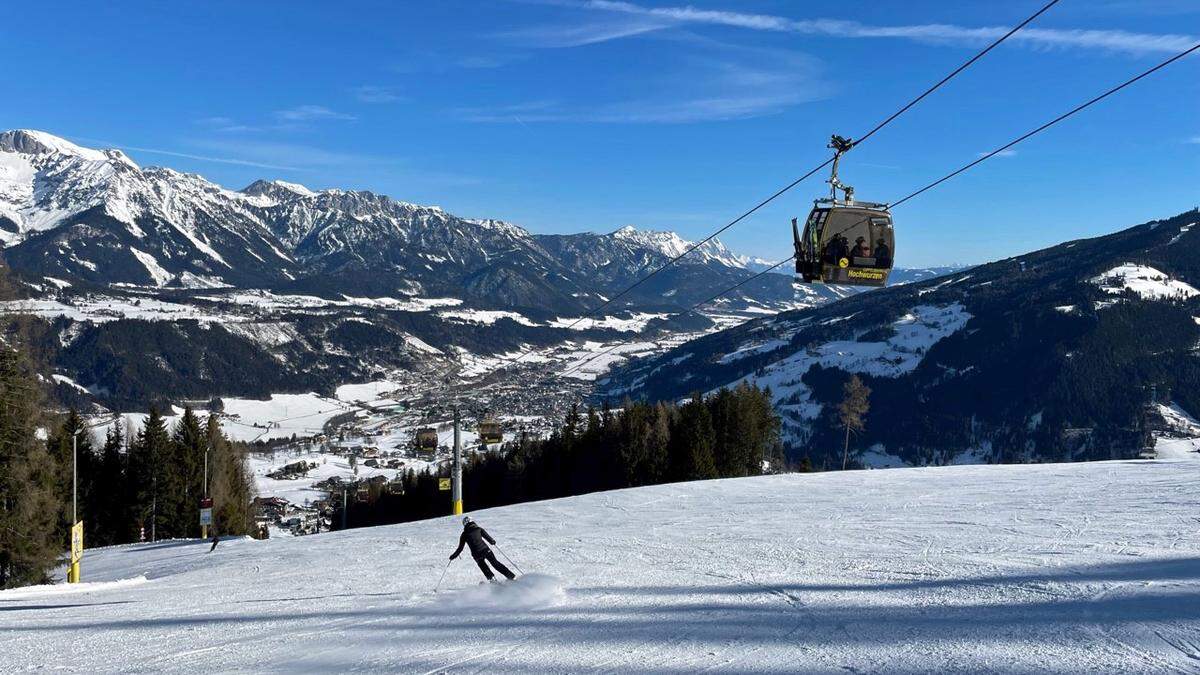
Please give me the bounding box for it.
[4,459,1200,673]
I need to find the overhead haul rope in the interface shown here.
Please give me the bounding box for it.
[823,39,1200,243]
[562,38,1200,382]
[495,0,1061,370]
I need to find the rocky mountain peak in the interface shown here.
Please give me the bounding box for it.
[0,129,109,162]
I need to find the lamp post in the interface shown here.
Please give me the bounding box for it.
[201,438,210,540]
[67,417,113,584]
[72,432,77,528]
[452,407,462,516]
[67,432,79,583]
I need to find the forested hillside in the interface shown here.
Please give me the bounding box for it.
[607,209,1200,468]
[336,384,781,529]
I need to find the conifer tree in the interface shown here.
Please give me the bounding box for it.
[0,345,61,588]
[207,415,255,535]
[171,407,206,537]
[616,399,649,486]
[709,388,744,477]
[128,408,172,540]
[94,422,129,546]
[562,402,582,451]
[646,401,672,483]
[733,383,779,475]
[669,394,718,481]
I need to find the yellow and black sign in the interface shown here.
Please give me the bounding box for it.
[847,269,885,281]
[67,521,83,583]
[70,521,83,563]
[838,257,850,269]
[438,478,451,491]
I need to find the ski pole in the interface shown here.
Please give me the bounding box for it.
[494,544,524,575]
[435,558,452,593]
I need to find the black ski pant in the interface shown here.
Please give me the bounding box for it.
[473,550,515,580]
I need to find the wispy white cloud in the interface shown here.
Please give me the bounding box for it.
[457,54,525,69]
[978,149,1018,158]
[390,50,527,74]
[274,105,357,122]
[587,91,817,123]
[352,85,405,103]
[189,139,386,168]
[498,15,671,48]
[67,134,479,187]
[461,36,826,123]
[69,136,303,171]
[1187,136,1200,144]
[568,0,1197,55]
[1087,0,1200,17]
[187,140,483,187]
[195,116,269,133]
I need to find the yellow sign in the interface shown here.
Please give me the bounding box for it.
[847,269,885,280]
[838,257,850,269]
[68,520,83,583]
[70,521,83,564]
[438,478,451,491]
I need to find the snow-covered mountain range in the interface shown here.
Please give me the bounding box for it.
[0,129,804,312]
[0,129,963,413]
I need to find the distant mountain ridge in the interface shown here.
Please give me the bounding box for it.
[0,129,813,312]
[0,129,969,412]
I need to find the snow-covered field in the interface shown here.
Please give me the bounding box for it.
[723,303,972,443]
[1154,402,1200,460]
[1090,263,1200,301]
[91,393,353,445]
[4,459,1200,673]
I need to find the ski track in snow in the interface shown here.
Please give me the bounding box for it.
[3,460,1200,673]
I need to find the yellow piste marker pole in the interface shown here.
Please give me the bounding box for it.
[68,521,83,583]
[452,407,463,515]
[68,432,82,583]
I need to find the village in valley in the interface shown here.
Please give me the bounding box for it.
[242,383,558,538]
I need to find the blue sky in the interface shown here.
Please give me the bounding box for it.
[1,0,1196,267]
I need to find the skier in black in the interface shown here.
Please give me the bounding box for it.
[450,516,516,581]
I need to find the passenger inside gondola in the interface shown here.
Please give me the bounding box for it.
[875,238,892,267]
[850,236,872,264]
[824,234,847,265]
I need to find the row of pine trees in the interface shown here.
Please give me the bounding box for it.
[46,407,257,549]
[339,383,781,529]
[0,340,256,589]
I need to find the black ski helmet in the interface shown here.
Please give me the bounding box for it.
[462,516,473,527]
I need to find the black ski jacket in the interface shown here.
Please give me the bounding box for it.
[452,522,495,559]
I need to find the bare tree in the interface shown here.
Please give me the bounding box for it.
[838,375,871,470]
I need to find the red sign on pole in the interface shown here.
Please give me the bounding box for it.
[200,498,214,509]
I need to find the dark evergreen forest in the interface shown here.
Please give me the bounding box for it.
[335,384,781,530]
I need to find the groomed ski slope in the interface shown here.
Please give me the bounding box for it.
[4,459,1200,673]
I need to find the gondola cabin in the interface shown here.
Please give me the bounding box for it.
[793,134,895,288]
[793,201,894,287]
[478,418,503,445]
[414,427,438,451]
